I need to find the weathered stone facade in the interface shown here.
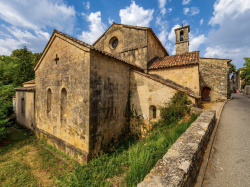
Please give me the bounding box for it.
[130,70,197,122]
[148,65,200,94]
[199,58,231,101]
[175,26,190,55]
[93,23,168,70]
[244,85,250,95]
[89,50,131,153]
[15,89,35,130]
[34,33,91,162]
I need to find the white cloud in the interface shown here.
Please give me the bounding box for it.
[119,1,154,27]
[78,11,106,44]
[0,1,76,34]
[200,19,203,25]
[168,24,181,42]
[205,0,250,68]
[189,33,206,52]
[0,25,49,55]
[158,29,168,46]
[158,0,166,15]
[156,16,168,30]
[183,7,199,16]
[108,17,114,25]
[83,1,90,10]
[183,8,189,15]
[209,0,250,26]
[182,0,191,5]
[168,8,173,13]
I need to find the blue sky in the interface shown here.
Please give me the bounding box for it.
[0,0,249,68]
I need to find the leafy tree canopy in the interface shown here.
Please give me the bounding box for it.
[240,57,250,88]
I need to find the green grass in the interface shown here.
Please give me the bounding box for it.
[0,126,77,187]
[0,114,198,187]
[63,114,199,187]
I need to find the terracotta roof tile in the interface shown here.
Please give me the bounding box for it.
[149,51,200,69]
[132,70,200,99]
[14,86,35,91]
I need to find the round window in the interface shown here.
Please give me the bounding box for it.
[112,39,118,49]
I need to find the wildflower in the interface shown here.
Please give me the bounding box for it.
[78,159,80,161]
[71,168,73,170]
[59,168,61,170]
[62,173,64,175]
[53,174,55,176]
[48,167,51,169]
[58,161,61,164]
[43,170,45,172]
[84,158,86,160]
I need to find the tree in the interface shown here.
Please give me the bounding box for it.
[228,62,236,74]
[240,57,250,88]
[0,47,41,117]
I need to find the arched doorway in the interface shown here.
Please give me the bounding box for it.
[201,87,212,101]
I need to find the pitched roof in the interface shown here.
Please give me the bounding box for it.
[14,86,35,91]
[92,22,169,56]
[132,70,200,99]
[22,79,35,84]
[200,57,232,63]
[149,51,200,70]
[33,29,143,71]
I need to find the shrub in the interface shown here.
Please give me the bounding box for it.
[0,103,10,143]
[159,91,191,124]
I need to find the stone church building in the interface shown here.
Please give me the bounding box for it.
[14,23,231,163]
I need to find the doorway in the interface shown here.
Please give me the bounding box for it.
[201,87,212,101]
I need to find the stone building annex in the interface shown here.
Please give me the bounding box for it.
[14,23,232,162]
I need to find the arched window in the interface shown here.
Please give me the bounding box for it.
[180,30,184,41]
[61,88,67,118]
[149,105,157,120]
[153,107,156,118]
[21,98,25,115]
[47,88,52,113]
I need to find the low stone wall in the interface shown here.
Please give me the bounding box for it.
[243,85,250,95]
[137,110,216,187]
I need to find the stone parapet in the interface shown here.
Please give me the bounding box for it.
[137,110,216,187]
[243,85,250,95]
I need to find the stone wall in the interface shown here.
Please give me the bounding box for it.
[148,65,200,94]
[93,24,148,69]
[89,50,131,153]
[176,42,189,55]
[93,24,167,70]
[130,71,196,123]
[34,34,90,161]
[15,91,35,130]
[147,31,166,68]
[175,26,189,55]
[138,110,216,187]
[244,85,250,95]
[199,58,230,101]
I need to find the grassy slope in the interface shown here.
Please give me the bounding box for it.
[0,114,198,187]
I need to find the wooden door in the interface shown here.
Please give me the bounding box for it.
[201,87,211,101]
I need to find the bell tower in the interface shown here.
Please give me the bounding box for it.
[175,25,190,55]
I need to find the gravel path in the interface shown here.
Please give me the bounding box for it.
[203,94,250,187]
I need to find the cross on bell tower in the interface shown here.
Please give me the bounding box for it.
[54,54,59,64]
